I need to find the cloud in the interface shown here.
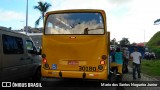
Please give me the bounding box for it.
[35,0,46,2]
[108,0,131,4]
[51,0,109,11]
[106,0,160,43]
[0,9,25,21]
[49,0,160,43]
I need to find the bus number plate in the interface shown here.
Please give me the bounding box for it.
[68,61,79,65]
[79,66,96,71]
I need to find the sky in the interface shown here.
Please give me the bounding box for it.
[0,0,160,43]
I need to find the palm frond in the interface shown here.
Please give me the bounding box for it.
[44,3,51,12]
[34,1,51,27]
[38,1,44,8]
[35,16,42,27]
[34,2,44,12]
[34,6,42,12]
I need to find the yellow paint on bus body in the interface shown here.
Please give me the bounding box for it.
[41,9,110,80]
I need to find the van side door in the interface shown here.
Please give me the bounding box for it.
[1,34,25,81]
[0,33,2,80]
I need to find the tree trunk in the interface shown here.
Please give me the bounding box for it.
[42,12,45,26]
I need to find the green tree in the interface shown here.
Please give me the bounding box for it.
[120,37,130,45]
[131,42,137,46]
[154,19,160,25]
[34,1,51,27]
[110,38,118,45]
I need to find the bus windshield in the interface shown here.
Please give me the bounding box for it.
[45,12,104,34]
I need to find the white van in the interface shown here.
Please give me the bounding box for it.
[0,28,41,81]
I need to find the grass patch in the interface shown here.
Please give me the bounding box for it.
[141,59,160,76]
[128,59,160,76]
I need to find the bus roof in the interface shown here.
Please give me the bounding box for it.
[46,9,105,15]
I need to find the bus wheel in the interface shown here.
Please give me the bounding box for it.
[32,67,41,82]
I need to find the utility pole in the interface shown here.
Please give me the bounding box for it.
[113,38,116,49]
[144,30,145,46]
[26,0,28,35]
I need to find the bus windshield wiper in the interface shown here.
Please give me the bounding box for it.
[84,27,104,34]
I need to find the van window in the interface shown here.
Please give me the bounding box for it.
[26,40,34,54]
[2,34,24,54]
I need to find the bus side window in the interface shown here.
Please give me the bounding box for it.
[45,22,53,34]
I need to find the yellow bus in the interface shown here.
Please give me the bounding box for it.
[41,9,110,80]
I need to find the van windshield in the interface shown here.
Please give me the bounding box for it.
[45,12,104,35]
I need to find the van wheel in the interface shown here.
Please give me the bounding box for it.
[32,67,41,82]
